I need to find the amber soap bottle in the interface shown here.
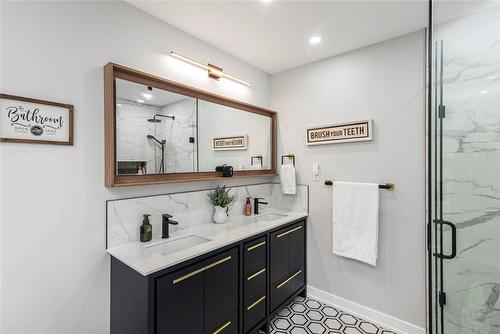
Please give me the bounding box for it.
[244,197,252,216]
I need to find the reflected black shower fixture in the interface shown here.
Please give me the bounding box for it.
[147,114,175,123]
[146,135,166,174]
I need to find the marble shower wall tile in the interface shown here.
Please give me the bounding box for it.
[437,6,500,334]
[107,183,309,249]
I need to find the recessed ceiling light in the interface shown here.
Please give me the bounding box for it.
[137,99,145,103]
[309,36,322,45]
[261,0,272,2]
[480,90,488,94]
[142,93,153,100]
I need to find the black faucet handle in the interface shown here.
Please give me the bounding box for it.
[254,197,268,204]
[168,220,179,225]
[162,213,173,219]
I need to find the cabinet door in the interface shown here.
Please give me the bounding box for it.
[287,223,305,272]
[270,221,306,312]
[156,263,205,334]
[270,232,288,285]
[204,248,239,334]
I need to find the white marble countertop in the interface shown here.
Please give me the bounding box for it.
[106,209,308,276]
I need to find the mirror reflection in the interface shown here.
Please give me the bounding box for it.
[197,100,271,172]
[115,78,272,175]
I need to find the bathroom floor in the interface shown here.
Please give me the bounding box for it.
[263,296,397,334]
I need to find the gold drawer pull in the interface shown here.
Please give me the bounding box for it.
[276,270,302,289]
[212,320,231,334]
[247,268,266,281]
[247,295,266,311]
[247,241,266,251]
[172,267,205,284]
[205,256,232,270]
[277,225,302,238]
[173,256,232,284]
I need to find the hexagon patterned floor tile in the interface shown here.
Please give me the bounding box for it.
[262,296,398,334]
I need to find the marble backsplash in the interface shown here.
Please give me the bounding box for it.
[106,183,309,249]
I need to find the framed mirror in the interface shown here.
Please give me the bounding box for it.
[104,63,277,187]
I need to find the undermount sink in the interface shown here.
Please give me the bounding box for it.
[146,234,211,256]
[251,212,288,222]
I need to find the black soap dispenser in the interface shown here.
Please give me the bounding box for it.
[140,214,153,242]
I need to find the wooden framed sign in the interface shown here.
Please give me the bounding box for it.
[0,94,73,145]
[306,120,373,145]
[213,135,248,151]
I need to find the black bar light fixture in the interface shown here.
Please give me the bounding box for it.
[170,51,253,87]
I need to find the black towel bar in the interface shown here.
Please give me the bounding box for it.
[324,180,394,190]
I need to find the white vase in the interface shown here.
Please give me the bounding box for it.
[213,206,229,224]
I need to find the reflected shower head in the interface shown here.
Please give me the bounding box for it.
[146,114,175,124]
[147,134,164,145]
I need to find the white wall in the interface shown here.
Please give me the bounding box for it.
[0,2,271,334]
[271,31,427,329]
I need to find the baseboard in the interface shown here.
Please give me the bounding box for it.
[307,285,426,334]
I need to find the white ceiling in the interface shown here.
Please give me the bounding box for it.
[116,78,189,107]
[130,0,497,74]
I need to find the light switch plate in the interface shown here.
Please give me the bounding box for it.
[312,163,320,181]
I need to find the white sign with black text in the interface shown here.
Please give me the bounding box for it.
[213,135,248,151]
[306,120,373,145]
[0,94,73,145]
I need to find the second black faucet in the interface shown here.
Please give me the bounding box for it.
[162,214,178,238]
[253,198,268,215]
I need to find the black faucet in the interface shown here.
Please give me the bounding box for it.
[253,198,268,215]
[162,214,178,239]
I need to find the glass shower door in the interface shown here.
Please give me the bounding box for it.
[429,3,500,333]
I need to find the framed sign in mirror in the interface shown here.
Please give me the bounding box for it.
[0,94,74,145]
[104,63,277,187]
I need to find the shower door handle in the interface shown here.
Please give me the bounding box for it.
[434,220,457,259]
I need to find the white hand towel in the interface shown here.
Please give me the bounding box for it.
[280,164,296,195]
[332,181,379,266]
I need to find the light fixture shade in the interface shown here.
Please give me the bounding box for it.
[170,51,253,86]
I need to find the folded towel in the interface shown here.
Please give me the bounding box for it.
[332,181,379,266]
[280,164,296,195]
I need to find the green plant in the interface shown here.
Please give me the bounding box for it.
[207,186,236,208]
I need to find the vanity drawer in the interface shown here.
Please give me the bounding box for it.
[270,268,305,312]
[244,294,266,333]
[244,267,266,303]
[244,237,267,274]
[207,312,237,334]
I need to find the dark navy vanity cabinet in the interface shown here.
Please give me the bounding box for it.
[110,218,306,334]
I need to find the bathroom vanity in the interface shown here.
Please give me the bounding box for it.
[109,213,307,334]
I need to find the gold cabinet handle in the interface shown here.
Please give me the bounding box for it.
[247,241,266,251]
[172,267,205,284]
[173,256,232,284]
[205,255,232,270]
[247,268,266,281]
[276,270,302,289]
[276,225,302,238]
[246,295,266,311]
[212,320,231,334]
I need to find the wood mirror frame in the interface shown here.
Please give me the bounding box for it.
[104,63,277,187]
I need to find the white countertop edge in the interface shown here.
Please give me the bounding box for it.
[107,210,308,276]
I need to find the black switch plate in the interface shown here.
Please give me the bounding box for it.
[189,137,195,143]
